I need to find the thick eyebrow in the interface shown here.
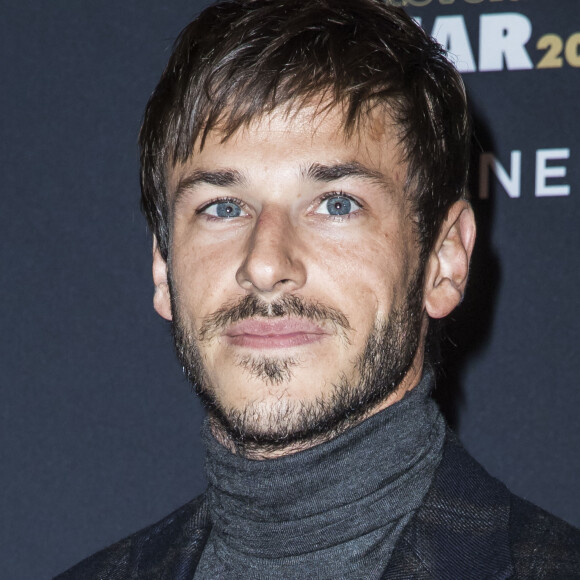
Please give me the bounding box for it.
[302,161,391,188]
[172,168,247,207]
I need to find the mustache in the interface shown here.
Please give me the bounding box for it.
[198,294,351,342]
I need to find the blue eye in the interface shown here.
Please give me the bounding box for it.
[316,195,360,216]
[202,200,243,218]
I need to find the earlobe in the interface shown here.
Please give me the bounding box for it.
[424,200,476,319]
[152,238,173,321]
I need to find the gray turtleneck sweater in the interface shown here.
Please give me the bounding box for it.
[194,370,445,579]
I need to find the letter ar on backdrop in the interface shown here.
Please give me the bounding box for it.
[414,13,533,72]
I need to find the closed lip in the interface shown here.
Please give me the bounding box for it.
[224,318,329,349]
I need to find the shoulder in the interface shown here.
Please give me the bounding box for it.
[387,428,580,579]
[439,429,580,578]
[54,494,210,580]
[509,494,580,578]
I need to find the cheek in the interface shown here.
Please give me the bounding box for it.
[171,238,241,320]
[312,229,408,319]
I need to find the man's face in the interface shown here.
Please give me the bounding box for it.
[156,105,427,453]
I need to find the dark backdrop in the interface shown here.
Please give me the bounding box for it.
[1,1,578,578]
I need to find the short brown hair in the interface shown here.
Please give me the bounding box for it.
[140,0,470,263]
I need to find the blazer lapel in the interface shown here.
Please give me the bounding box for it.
[383,429,514,579]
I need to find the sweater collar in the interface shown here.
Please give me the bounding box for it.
[202,369,445,560]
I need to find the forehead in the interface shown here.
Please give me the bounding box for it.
[167,103,407,193]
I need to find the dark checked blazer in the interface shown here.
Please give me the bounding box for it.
[56,430,580,579]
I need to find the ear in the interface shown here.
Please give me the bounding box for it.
[424,200,476,319]
[152,237,173,321]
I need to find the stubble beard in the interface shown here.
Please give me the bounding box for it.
[169,270,424,456]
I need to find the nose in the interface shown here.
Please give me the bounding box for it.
[236,206,307,295]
